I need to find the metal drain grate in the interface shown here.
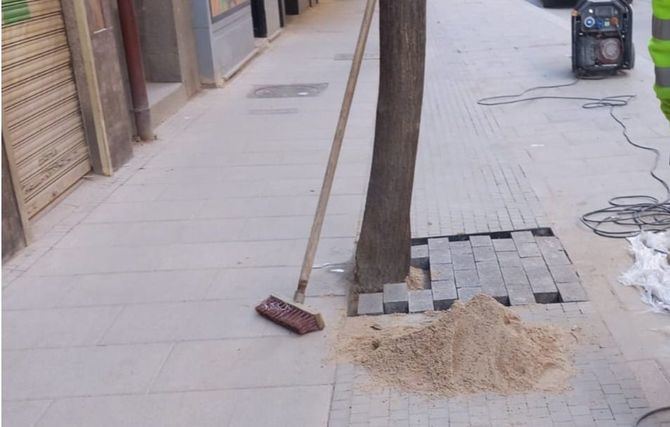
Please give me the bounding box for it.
[356,228,589,316]
[248,83,328,98]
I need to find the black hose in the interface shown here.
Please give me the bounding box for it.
[477,78,670,238]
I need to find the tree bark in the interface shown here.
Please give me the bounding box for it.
[355,0,426,292]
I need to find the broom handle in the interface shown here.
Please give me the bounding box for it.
[294,0,377,304]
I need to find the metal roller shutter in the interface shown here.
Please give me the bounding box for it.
[2,0,91,218]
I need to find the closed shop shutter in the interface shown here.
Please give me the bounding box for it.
[2,0,91,218]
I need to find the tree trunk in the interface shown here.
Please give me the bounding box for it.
[355,0,426,293]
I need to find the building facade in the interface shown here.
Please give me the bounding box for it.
[1,0,316,260]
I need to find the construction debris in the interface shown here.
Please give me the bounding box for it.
[338,295,574,396]
[621,231,670,312]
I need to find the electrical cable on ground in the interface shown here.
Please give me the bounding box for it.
[477,77,670,238]
[635,405,670,426]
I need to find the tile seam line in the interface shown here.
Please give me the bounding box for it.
[5,383,336,404]
[13,263,338,278]
[145,342,177,395]
[30,398,55,427]
[50,235,359,250]
[4,294,347,313]
[3,328,345,351]
[77,212,358,225]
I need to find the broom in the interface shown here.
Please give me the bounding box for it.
[256,0,377,335]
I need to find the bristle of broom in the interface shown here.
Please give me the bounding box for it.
[255,294,325,335]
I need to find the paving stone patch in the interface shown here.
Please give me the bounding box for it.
[335,303,650,426]
[355,229,588,315]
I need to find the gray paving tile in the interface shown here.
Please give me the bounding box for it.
[501,267,529,286]
[3,275,73,310]
[152,337,334,391]
[557,282,589,302]
[408,290,434,313]
[452,253,476,271]
[516,242,542,258]
[102,299,290,344]
[497,251,522,267]
[511,231,535,243]
[3,400,51,427]
[38,385,331,427]
[493,239,517,252]
[473,246,497,262]
[411,244,429,269]
[60,270,218,307]
[3,306,121,350]
[457,287,482,302]
[432,280,458,310]
[384,283,409,314]
[455,269,480,288]
[428,238,452,264]
[449,241,473,255]
[358,293,384,315]
[469,235,493,247]
[4,344,172,400]
[549,265,580,283]
[430,263,454,283]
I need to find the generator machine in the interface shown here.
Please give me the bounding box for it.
[572,0,634,76]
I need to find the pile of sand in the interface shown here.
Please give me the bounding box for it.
[405,266,429,290]
[338,294,574,396]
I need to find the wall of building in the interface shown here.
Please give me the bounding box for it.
[2,142,26,261]
[135,0,200,96]
[191,2,256,85]
[62,0,135,172]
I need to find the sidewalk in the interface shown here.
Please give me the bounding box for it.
[3,0,670,426]
[3,2,377,425]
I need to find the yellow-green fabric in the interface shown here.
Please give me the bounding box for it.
[651,0,670,121]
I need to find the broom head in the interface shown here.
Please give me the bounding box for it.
[256,294,325,335]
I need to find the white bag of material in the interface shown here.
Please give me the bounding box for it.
[620,231,670,313]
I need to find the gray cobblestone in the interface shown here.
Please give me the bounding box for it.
[507,283,536,306]
[516,242,541,258]
[358,293,384,315]
[409,290,434,313]
[493,238,517,252]
[455,269,479,288]
[473,245,497,262]
[452,253,476,271]
[511,231,535,243]
[497,251,523,267]
[432,280,457,310]
[549,265,579,283]
[469,235,493,247]
[384,283,409,314]
[501,267,529,286]
[557,281,588,302]
[449,241,472,254]
[428,238,451,264]
[457,286,482,302]
[429,263,454,283]
[543,250,572,266]
[411,245,429,269]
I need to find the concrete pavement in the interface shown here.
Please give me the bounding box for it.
[3,0,670,425]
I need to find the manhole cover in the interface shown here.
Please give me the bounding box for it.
[248,83,328,98]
